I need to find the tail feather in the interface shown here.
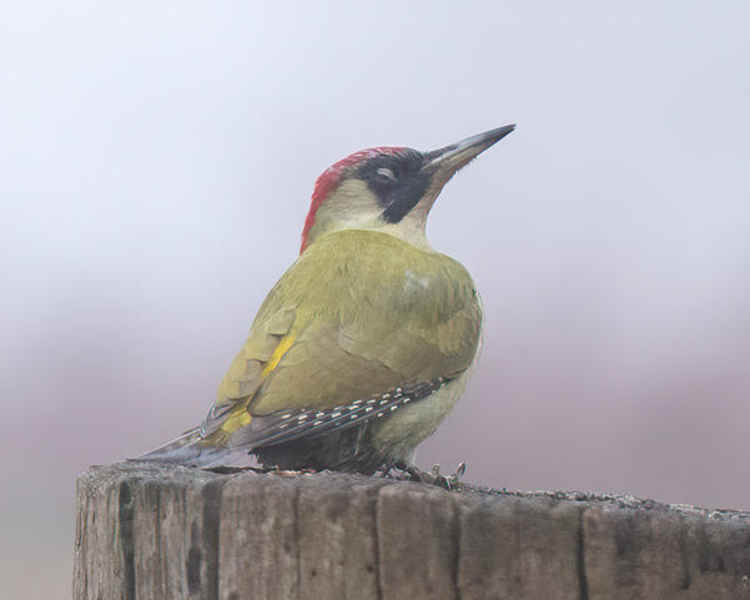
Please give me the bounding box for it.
[133,426,231,467]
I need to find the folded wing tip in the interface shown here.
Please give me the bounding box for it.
[134,426,230,467]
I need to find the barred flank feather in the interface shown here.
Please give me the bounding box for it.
[133,378,449,468]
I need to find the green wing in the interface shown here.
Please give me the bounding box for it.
[204,229,481,447]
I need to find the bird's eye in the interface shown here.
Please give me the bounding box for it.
[375,167,397,183]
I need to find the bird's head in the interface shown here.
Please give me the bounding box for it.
[300,124,515,253]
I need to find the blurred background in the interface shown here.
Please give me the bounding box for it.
[2,2,749,597]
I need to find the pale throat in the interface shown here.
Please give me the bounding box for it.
[307,179,437,252]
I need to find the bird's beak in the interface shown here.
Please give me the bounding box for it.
[424,124,516,179]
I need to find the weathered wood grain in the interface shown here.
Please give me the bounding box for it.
[73,462,750,600]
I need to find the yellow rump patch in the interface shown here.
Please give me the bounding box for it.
[218,334,296,436]
[262,334,296,377]
[220,408,252,434]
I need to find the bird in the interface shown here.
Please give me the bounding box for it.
[140,124,515,474]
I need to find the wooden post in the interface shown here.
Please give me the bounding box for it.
[74,462,750,599]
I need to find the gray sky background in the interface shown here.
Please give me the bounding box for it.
[2,2,749,597]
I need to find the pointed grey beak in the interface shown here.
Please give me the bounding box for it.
[425,124,516,174]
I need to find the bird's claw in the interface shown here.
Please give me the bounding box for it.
[383,461,467,490]
[428,461,467,490]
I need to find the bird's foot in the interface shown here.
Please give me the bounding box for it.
[384,461,466,490]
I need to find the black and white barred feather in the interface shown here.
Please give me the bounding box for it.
[137,377,449,469]
[243,377,447,448]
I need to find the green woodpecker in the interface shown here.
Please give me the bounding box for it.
[141,125,515,473]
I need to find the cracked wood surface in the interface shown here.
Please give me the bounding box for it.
[74,462,750,600]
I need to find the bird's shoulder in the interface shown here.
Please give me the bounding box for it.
[217,229,482,413]
[263,229,478,313]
